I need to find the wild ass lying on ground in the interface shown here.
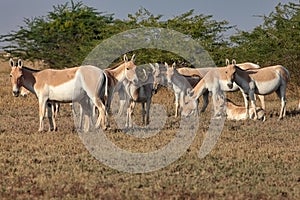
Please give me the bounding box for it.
[9,55,138,132]
[231,64,290,120]
[226,98,265,121]
[181,64,237,118]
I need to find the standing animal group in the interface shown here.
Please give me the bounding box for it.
[9,56,290,132]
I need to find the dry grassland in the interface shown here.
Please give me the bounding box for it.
[0,60,299,199]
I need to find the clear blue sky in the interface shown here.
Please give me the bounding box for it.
[0,0,294,37]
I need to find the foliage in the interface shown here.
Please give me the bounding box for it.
[230,2,300,86]
[0,3,231,68]
[0,0,299,88]
[0,1,114,68]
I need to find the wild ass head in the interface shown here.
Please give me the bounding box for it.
[9,58,24,97]
[149,63,168,92]
[165,62,178,87]
[123,54,138,84]
[222,64,236,89]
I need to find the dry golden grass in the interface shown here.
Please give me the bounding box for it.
[0,60,299,199]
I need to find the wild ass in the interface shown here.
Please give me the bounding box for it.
[181,64,237,117]
[226,98,265,121]
[119,68,156,128]
[177,60,265,112]
[9,59,61,131]
[164,63,203,117]
[9,55,138,132]
[231,64,290,120]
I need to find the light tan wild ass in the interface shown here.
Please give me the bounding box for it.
[232,64,290,120]
[181,64,237,117]
[9,55,138,132]
[9,59,61,131]
[177,59,265,112]
[164,63,203,117]
[226,98,265,121]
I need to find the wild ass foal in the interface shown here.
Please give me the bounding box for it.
[232,64,290,120]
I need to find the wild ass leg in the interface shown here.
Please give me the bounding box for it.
[145,99,151,125]
[93,97,107,130]
[212,89,225,118]
[257,95,265,110]
[38,98,47,132]
[117,87,128,116]
[46,102,58,131]
[141,102,146,125]
[50,102,59,131]
[174,92,180,117]
[276,87,287,120]
[126,101,135,128]
[200,90,209,113]
[249,92,257,120]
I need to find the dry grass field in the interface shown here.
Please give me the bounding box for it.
[0,59,299,199]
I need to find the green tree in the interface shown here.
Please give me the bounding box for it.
[230,2,300,86]
[0,1,114,68]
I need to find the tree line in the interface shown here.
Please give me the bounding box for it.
[0,1,299,87]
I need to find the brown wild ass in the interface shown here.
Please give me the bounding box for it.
[232,64,290,120]
[9,55,138,132]
[226,98,265,121]
[181,64,237,117]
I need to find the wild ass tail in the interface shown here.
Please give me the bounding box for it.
[103,71,108,104]
[281,65,290,82]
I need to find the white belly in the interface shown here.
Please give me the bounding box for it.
[255,79,280,95]
[48,79,76,102]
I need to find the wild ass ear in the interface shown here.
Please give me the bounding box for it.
[225,58,230,66]
[186,88,194,97]
[142,69,148,80]
[9,58,14,67]
[232,59,236,65]
[164,62,169,67]
[123,54,128,62]
[131,54,136,62]
[17,59,23,68]
[154,63,160,68]
[172,62,176,69]
[149,63,155,72]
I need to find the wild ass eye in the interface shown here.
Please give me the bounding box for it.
[126,67,129,70]
[9,74,12,77]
